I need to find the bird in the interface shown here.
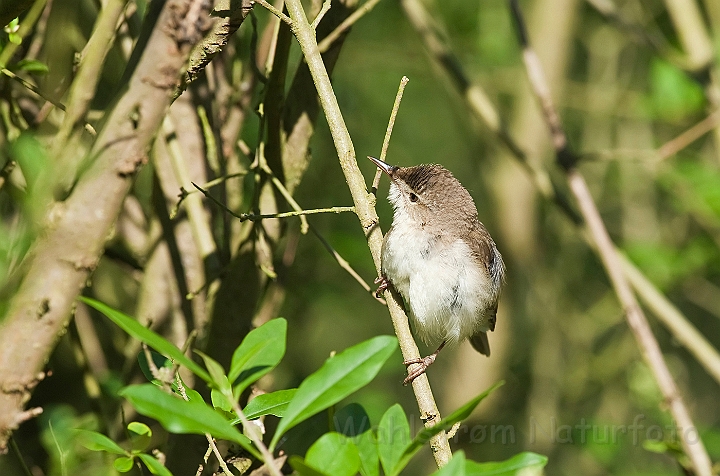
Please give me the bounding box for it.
[369,156,505,385]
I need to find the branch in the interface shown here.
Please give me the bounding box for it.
[0,0,211,451]
[317,0,383,53]
[284,0,453,467]
[509,2,713,474]
[175,0,253,98]
[193,182,354,221]
[371,76,408,192]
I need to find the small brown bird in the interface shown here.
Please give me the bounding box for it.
[370,156,505,385]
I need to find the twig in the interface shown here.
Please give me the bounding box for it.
[194,181,354,221]
[619,254,720,385]
[253,0,293,26]
[308,222,384,302]
[284,0,452,467]
[310,0,331,30]
[372,76,408,192]
[259,163,310,234]
[176,0,253,97]
[258,162,380,299]
[53,0,127,153]
[509,2,713,474]
[317,0,383,53]
[162,116,219,268]
[225,390,282,476]
[656,109,720,161]
[175,376,234,476]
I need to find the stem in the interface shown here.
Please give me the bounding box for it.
[317,0,383,53]
[372,76,408,192]
[226,391,282,476]
[284,0,452,467]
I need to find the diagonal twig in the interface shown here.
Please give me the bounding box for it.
[372,76,408,192]
[509,2,713,474]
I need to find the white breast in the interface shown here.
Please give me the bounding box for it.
[382,222,496,347]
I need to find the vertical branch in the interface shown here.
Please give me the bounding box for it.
[509,2,713,475]
[281,0,453,467]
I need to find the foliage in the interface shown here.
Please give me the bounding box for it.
[74,298,540,475]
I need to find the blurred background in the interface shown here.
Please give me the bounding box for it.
[1,0,720,474]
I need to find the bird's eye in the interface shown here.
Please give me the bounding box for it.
[409,193,418,202]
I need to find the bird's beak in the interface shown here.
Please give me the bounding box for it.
[367,156,398,177]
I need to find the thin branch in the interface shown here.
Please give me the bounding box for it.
[656,109,720,161]
[162,116,219,268]
[619,254,720,385]
[193,181,354,221]
[176,0,253,98]
[317,0,383,53]
[225,389,282,476]
[259,163,310,234]
[372,76,408,192]
[509,2,713,474]
[284,0,452,467]
[310,0,331,30]
[1,69,98,136]
[205,436,234,476]
[260,164,382,300]
[52,0,128,154]
[174,375,234,476]
[253,0,293,26]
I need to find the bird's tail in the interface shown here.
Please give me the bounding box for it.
[470,332,491,356]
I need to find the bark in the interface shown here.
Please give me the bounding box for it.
[0,0,211,451]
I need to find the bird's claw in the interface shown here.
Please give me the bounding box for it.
[402,354,437,385]
[374,276,389,298]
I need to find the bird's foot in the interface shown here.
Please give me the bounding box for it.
[374,276,390,298]
[402,354,437,385]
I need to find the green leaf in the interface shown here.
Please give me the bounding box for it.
[242,389,297,420]
[114,456,135,472]
[229,318,287,395]
[464,452,548,476]
[128,422,152,452]
[75,429,126,455]
[377,404,410,476]
[394,381,504,473]
[334,403,378,476]
[81,297,211,382]
[14,59,49,74]
[119,384,258,459]
[138,453,173,476]
[431,450,466,476]
[305,432,361,476]
[196,351,230,391]
[270,335,397,449]
[211,388,233,413]
[196,350,233,411]
[289,456,329,476]
[650,58,705,121]
[355,430,379,476]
